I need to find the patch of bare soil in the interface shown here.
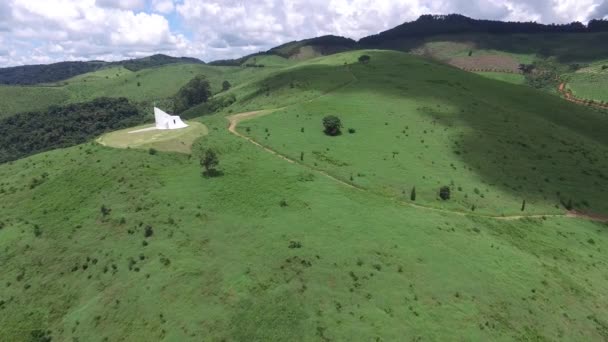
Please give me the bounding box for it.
[449,55,521,73]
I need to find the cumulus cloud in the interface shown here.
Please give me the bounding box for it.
[151,0,174,14]
[96,0,145,10]
[0,0,606,66]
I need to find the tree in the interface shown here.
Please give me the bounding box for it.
[200,149,220,177]
[322,115,342,136]
[518,64,535,74]
[222,80,231,91]
[439,186,451,200]
[174,75,212,113]
[521,199,526,211]
[410,187,416,201]
[137,81,141,87]
[358,55,371,64]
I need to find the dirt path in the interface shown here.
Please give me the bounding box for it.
[558,82,608,110]
[225,71,608,224]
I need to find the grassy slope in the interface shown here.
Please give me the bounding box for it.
[239,50,608,216]
[565,61,608,102]
[0,85,69,118]
[2,115,608,341]
[0,63,277,118]
[474,72,525,85]
[2,50,608,341]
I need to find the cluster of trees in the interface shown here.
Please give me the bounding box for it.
[0,97,144,163]
[173,75,212,114]
[360,14,608,45]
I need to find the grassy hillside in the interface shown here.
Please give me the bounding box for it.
[0,63,277,119]
[238,50,608,216]
[2,49,608,341]
[0,85,70,118]
[2,114,608,341]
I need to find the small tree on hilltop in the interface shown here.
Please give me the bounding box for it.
[222,80,231,91]
[200,149,220,177]
[358,55,371,64]
[410,187,416,201]
[439,186,451,200]
[322,115,342,136]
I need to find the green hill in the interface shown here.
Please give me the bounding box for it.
[2,49,608,341]
[0,54,204,86]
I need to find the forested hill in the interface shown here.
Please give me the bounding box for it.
[0,54,205,85]
[359,14,608,45]
[208,14,608,65]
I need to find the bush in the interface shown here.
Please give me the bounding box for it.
[222,80,231,91]
[100,205,111,217]
[322,115,342,136]
[439,186,451,200]
[200,149,220,177]
[148,148,157,155]
[410,187,416,201]
[144,225,153,238]
[358,55,371,64]
[348,128,356,134]
[602,65,608,70]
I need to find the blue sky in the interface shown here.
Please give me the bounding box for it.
[0,0,606,67]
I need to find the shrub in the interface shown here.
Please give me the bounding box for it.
[288,240,302,249]
[602,65,608,70]
[100,205,111,217]
[521,199,526,212]
[144,225,153,238]
[279,199,288,207]
[358,55,371,64]
[137,82,141,87]
[410,187,416,201]
[222,80,231,91]
[439,186,451,200]
[348,128,356,134]
[148,148,157,155]
[322,115,342,136]
[200,149,220,177]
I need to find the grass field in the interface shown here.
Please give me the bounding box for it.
[2,49,608,341]
[96,122,208,154]
[565,61,608,102]
[0,85,69,118]
[475,72,526,85]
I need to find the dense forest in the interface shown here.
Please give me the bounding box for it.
[360,14,608,45]
[0,97,145,163]
[0,54,204,85]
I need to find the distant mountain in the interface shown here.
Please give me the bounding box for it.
[209,35,357,66]
[0,54,205,85]
[209,14,608,66]
[359,14,608,46]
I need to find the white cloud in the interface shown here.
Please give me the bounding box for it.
[152,0,174,13]
[0,0,607,66]
[95,0,145,10]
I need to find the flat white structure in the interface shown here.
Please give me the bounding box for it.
[154,107,188,130]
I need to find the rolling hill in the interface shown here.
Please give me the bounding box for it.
[1,49,608,341]
[0,54,204,86]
